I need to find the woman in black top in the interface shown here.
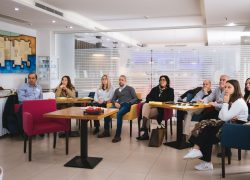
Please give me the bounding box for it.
[244,78,250,120]
[137,75,174,140]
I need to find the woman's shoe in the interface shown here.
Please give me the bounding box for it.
[112,136,121,143]
[136,133,149,140]
[194,161,213,171]
[183,148,203,159]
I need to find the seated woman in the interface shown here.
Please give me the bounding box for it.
[137,75,174,140]
[55,76,76,109]
[92,74,114,135]
[244,78,250,120]
[183,79,248,171]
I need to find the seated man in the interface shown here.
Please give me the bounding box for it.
[198,75,229,120]
[18,72,43,103]
[16,73,43,135]
[183,80,212,135]
[98,75,138,143]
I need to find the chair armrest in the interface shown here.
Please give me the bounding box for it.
[23,112,34,135]
[106,102,112,108]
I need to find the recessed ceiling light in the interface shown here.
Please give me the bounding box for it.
[66,26,73,29]
[52,20,56,23]
[14,7,19,11]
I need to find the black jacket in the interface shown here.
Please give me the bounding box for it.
[146,86,174,103]
[145,86,174,124]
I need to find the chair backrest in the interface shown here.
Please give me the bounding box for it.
[22,99,57,123]
[88,92,95,98]
[136,92,142,100]
[221,123,250,150]
[0,166,3,180]
[163,108,173,120]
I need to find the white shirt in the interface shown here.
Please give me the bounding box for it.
[219,98,248,122]
[94,86,114,102]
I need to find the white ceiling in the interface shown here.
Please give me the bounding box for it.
[0,0,250,46]
[0,0,84,31]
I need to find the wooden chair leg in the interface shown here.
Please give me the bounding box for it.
[65,131,69,155]
[222,146,225,178]
[130,120,132,137]
[53,132,57,149]
[238,149,241,161]
[28,136,32,161]
[170,118,173,135]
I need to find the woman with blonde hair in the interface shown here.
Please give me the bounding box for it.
[93,74,114,134]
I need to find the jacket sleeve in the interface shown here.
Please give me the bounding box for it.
[146,88,154,103]
[65,88,76,98]
[218,101,244,121]
[55,87,62,98]
[167,88,175,101]
[111,89,118,106]
[105,87,115,101]
[129,87,138,104]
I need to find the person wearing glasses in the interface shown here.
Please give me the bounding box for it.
[137,75,174,140]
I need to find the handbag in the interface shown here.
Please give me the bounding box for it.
[148,125,165,147]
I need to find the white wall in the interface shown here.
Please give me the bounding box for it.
[0,21,37,89]
[55,34,75,84]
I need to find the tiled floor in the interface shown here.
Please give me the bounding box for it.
[0,120,250,180]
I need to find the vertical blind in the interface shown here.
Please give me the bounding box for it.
[75,45,250,99]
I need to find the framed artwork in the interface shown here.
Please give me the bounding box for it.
[0,30,36,73]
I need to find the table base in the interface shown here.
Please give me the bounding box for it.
[64,156,103,169]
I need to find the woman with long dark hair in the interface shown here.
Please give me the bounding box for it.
[244,78,250,120]
[137,75,174,140]
[55,76,76,98]
[183,80,248,171]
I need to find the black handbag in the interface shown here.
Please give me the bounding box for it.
[148,125,165,147]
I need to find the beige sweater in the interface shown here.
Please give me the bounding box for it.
[55,86,76,98]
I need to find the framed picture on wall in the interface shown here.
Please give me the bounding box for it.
[0,30,36,73]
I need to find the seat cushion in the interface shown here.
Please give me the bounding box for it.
[28,122,68,136]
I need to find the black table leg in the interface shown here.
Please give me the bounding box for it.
[64,120,103,169]
[164,110,192,150]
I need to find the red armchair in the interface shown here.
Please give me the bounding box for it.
[22,99,70,161]
[137,102,173,140]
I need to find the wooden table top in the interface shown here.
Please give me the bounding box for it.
[55,97,93,104]
[149,101,212,111]
[44,107,119,120]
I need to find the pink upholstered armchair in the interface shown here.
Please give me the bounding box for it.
[22,99,70,161]
[137,102,173,140]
